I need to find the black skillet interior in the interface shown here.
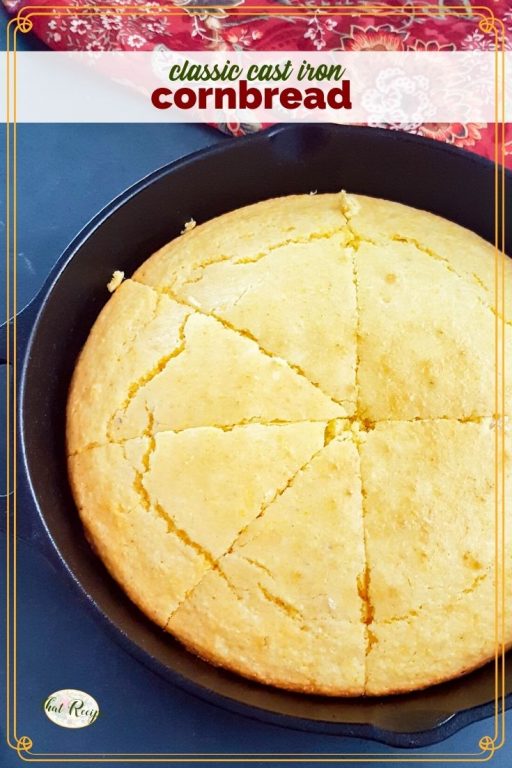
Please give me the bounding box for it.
[16,124,511,748]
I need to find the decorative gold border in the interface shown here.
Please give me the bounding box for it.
[4,3,507,762]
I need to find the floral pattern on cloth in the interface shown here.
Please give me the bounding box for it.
[3,0,512,167]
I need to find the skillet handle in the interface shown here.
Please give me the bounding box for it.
[0,314,11,365]
[1,295,72,570]
[1,294,43,536]
[0,292,42,365]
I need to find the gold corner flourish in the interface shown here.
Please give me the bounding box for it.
[478,735,497,758]
[14,14,33,34]
[15,736,34,756]
[478,16,497,35]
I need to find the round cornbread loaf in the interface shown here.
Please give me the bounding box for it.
[67,193,512,695]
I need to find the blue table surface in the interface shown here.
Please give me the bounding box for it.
[1,7,510,767]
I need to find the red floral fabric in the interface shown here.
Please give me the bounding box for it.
[4,0,512,167]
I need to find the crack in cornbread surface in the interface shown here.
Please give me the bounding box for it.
[67,192,512,696]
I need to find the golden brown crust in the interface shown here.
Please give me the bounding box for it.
[173,632,512,698]
[67,192,511,696]
[364,642,512,698]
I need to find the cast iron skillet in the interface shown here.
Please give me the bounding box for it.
[4,124,511,749]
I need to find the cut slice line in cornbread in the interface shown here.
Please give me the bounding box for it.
[355,239,511,421]
[110,312,345,442]
[360,419,512,694]
[171,234,356,407]
[66,280,190,455]
[69,422,327,624]
[139,422,327,558]
[134,193,349,289]
[348,193,512,322]
[67,192,512,697]
[365,570,511,695]
[168,434,366,695]
[68,439,208,626]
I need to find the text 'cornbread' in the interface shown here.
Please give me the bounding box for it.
[67,193,512,695]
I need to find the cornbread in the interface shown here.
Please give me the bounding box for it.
[107,270,124,293]
[67,192,512,696]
